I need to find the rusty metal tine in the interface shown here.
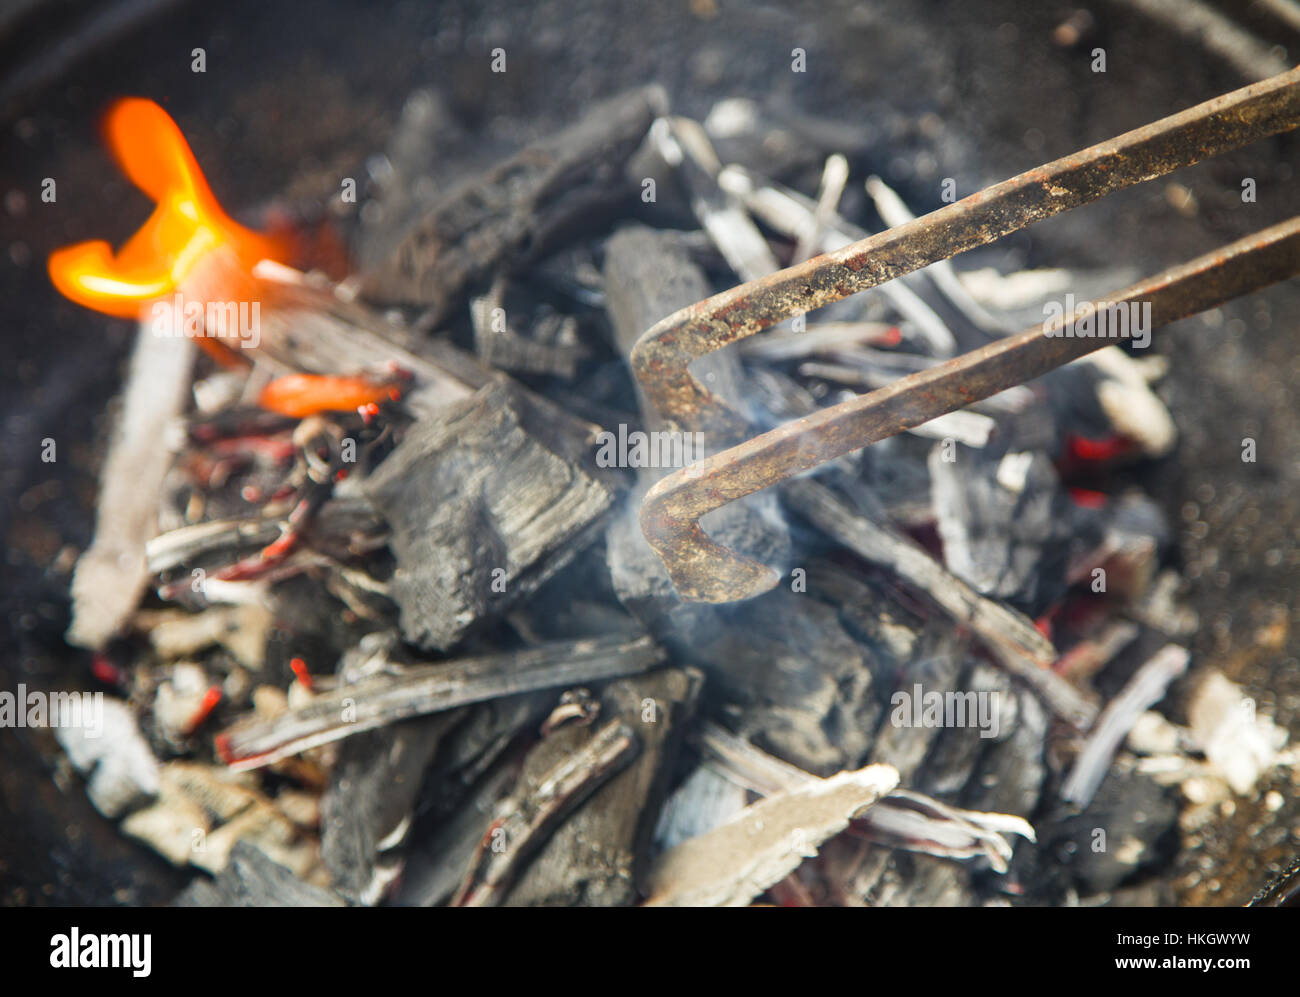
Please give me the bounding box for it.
[630,67,1300,441]
[641,217,1300,603]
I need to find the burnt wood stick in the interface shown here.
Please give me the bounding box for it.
[145,496,384,575]
[67,325,196,649]
[453,719,639,907]
[216,633,665,769]
[504,667,704,906]
[698,721,1035,873]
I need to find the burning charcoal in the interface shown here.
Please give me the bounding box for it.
[66,326,196,650]
[504,667,703,905]
[362,86,667,324]
[173,841,345,908]
[321,711,464,905]
[362,376,615,650]
[31,47,1291,913]
[56,698,159,819]
[643,763,898,907]
[453,719,640,906]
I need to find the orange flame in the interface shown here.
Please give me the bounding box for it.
[48,98,284,319]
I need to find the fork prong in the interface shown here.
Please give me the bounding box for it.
[641,217,1300,603]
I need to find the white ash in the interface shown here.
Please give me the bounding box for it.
[1189,670,1288,795]
[153,662,213,741]
[56,698,159,819]
[644,764,899,907]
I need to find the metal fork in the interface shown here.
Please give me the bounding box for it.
[632,67,1300,603]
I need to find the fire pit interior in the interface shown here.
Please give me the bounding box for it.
[2,0,1299,907]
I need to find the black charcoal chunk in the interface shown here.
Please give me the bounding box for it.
[363,377,615,651]
[1042,769,1179,895]
[320,712,463,905]
[363,86,667,323]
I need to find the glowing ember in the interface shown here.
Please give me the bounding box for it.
[47,98,283,319]
[258,374,402,418]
